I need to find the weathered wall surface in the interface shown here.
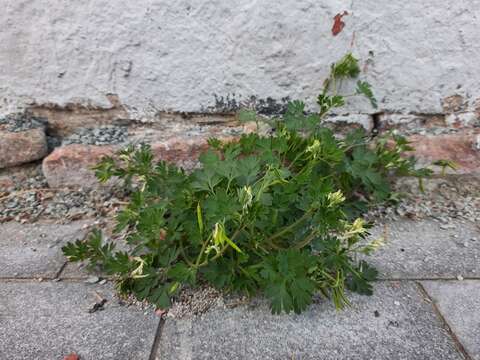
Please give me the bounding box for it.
[1,0,480,117]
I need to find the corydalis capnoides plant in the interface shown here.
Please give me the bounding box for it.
[63,53,438,314]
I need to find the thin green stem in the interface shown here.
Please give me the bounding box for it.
[286,152,304,171]
[194,234,212,267]
[293,230,318,250]
[178,239,195,267]
[267,209,313,243]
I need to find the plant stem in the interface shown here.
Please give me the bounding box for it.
[267,210,312,243]
[178,239,195,266]
[194,235,211,267]
[293,230,318,249]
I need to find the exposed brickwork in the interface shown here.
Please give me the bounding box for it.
[324,114,373,132]
[30,95,129,137]
[442,95,468,114]
[378,113,447,133]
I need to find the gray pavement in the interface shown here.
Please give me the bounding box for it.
[157,282,463,360]
[422,280,480,359]
[0,221,90,279]
[0,281,159,360]
[369,219,480,279]
[0,219,478,359]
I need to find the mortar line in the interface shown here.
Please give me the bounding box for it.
[148,316,166,360]
[416,282,473,360]
[0,277,88,283]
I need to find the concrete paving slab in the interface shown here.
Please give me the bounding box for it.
[0,281,159,360]
[0,221,90,278]
[60,261,97,279]
[422,280,480,359]
[157,282,464,360]
[368,219,479,279]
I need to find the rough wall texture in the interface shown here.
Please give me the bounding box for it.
[1,0,480,117]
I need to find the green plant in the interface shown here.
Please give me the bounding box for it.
[432,159,458,176]
[63,54,433,314]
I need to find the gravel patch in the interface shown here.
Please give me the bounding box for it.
[0,188,128,223]
[0,182,129,223]
[62,126,128,146]
[168,286,224,319]
[0,162,128,223]
[0,112,46,132]
[367,176,480,225]
[0,163,47,192]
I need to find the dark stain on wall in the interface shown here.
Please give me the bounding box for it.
[209,94,291,115]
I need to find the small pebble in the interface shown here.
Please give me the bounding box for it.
[85,276,100,284]
[394,301,400,306]
[457,275,464,281]
[99,279,107,285]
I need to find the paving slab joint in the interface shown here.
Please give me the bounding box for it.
[416,282,473,360]
[54,261,68,279]
[149,316,166,360]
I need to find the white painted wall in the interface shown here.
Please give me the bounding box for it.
[1,0,479,118]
